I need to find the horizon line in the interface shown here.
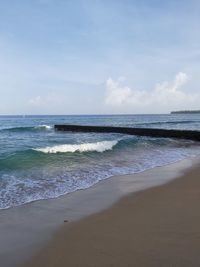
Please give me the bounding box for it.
[0,113,172,117]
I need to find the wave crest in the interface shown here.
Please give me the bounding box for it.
[34,125,52,130]
[1,125,52,132]
[34,140,118,154]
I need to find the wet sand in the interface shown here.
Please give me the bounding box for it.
[1,159,193,267]
[23,161,200,267]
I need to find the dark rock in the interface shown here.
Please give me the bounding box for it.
[54,124,200,142]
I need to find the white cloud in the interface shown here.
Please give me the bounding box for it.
[29,96,44,106]
[29,93,63,107]
[105,72,199,113]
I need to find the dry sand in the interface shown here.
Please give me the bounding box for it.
[23,162,200,267]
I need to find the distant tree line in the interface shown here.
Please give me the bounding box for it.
[171,110,200,114]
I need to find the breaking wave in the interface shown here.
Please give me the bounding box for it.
[34,125,53,130]
[33,140,119,153]
[1,125,53,132]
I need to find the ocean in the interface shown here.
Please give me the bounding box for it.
[0,114,200,210]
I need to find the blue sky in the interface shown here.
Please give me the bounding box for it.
[0,0,200,114]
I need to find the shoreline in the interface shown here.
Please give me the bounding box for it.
[0,157,198,267]
[23,158,200,267]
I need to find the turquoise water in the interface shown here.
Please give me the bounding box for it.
[0,114,200,209]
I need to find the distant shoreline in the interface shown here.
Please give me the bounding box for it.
[171,110,200,114]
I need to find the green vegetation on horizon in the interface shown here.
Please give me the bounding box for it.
[171,110,200,114]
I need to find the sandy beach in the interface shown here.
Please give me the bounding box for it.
[1,1,200,266]
[22,160,200,267]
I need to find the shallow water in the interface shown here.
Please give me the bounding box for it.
[0,114,200,209]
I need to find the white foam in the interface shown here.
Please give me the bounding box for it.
[34,140,118,154]
[35,125,52,130]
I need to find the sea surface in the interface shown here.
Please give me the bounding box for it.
[0,114,200,209]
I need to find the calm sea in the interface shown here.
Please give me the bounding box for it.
[0,114,200,209]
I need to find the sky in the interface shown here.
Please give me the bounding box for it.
[0,0,200,115]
